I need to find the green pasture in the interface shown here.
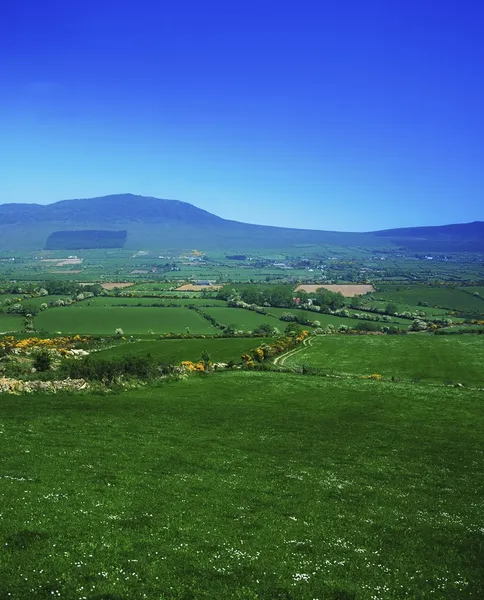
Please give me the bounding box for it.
[459,286,484,296]
[363,299,457,318]
[0,314,24,333]
[284,334,484,385]
[127,282,175,291]
[92,336,273,364]
[34,306,218,335]
[375,285,484,313]
[1,372,483,599]
[83,297,227,307]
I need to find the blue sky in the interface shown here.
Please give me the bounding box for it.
[1,0,483,231]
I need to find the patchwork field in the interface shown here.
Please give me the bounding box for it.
[0,372,482,599]
[34,306,218,335]
[283,334,484,385]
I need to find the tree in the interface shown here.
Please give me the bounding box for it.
[33,349,52,372]
[408,319,428,332]
[284,322,302,337]
[253,323,275,335]
[385,302,397,315]
[200,350,211,371]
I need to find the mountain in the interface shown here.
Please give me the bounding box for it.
[373,222,484,252]
[0,194,482,252]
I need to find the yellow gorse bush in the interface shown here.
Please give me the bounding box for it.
[0,335,91,352]
[180,360,206,372]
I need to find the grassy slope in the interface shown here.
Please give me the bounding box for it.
[284,334,484,385]
[376,286,484,313]
[34,306,218,335]
[91,337,272,363]
[0,372,483,599]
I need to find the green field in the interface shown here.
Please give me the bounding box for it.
[127,282,174,291]
[92,336,273,363]
[34,306,218,335]
[83,297,227,307]
[375,285,484,313]
[284,334,484,385]
[364,299,461,319]
[0,314,24,333]
[0,372,483,599]
[459,286,484,296]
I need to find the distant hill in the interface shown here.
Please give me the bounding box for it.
[0,193,481,252]
[373,222,484,252]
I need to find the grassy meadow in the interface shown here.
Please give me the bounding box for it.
[34,306,218,335]
[0,314,24,333]
[375,285,484,313]
[283,334,484,385]
[1,372,483,599]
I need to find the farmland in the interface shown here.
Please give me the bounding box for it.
[282,334,484,386]
[34,306,218,335]
[82,296,228,307]
[374,285,484,313]
[294,284,375,296]
[1,372,483,599]
[0,247,483,599]
[0,314,24,333]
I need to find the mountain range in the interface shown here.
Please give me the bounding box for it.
[0,194,482,252]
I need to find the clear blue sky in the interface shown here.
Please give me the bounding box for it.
[1,0,483,231]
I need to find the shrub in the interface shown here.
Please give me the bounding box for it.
[33,350,52,372]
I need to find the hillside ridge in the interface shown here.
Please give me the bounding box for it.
[0,194,482,251]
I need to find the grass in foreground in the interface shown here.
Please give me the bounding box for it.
[0,372,483,599]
